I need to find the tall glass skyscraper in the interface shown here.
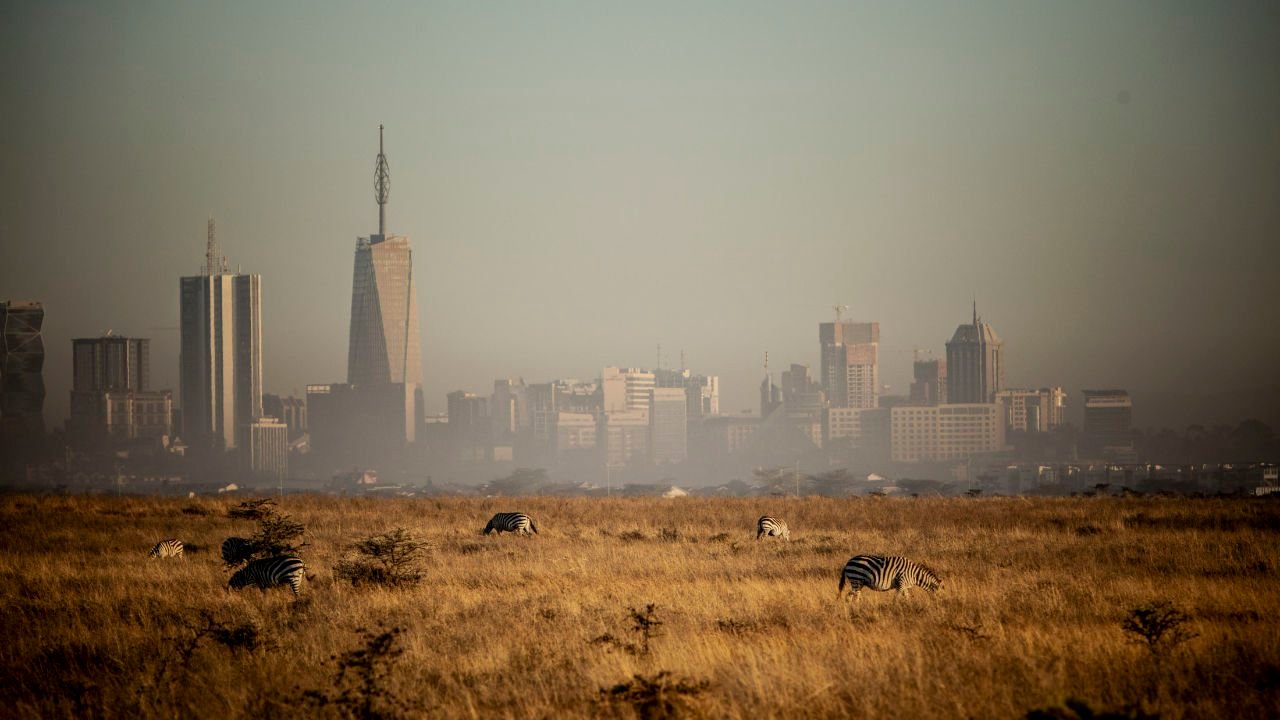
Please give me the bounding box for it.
[343,126,422,443]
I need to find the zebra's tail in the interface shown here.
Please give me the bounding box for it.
[529,517,539,534]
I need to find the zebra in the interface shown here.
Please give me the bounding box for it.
[756,516,790,541]
[222,536,254,566]
[148,538,184,559]
[228,556,306,597]
[838,554,941,600]
[483,512,538,536]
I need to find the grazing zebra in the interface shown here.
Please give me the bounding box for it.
[483,512,538,536]
[756,516,790,541]
[221,536,253,566]
[838,555,941,600]
[148,538,184,559]
[228,556,306,597]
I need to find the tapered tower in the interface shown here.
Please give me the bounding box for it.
[347,126,422,390]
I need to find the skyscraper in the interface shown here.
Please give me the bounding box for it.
[820,320,880,409]
[347,127,422,391]
[1082,390,1134,456]
[945,304,1003,404]
[179,221,262,453]
[0,300,45,470]
[70,333,172,447]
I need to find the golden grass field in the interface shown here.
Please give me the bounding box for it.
[1,493,1278,719]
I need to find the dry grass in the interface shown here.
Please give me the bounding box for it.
[1,494,1278,719]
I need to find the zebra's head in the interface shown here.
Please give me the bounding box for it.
[920,568,942,592]
[227,568,251,591]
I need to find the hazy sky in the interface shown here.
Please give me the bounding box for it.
[3,1,1278,427]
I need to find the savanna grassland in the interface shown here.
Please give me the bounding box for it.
[1,493,1278,719]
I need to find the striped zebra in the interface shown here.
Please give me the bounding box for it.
[756,516,790,541]
[221,536,254,566]
[148,538,184,559]
[838,555,941,600]
[228,556,306,597]
[483,512,538,536]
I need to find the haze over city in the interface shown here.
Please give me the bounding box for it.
[3,1,1279,430]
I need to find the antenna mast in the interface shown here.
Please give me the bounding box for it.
[833,304,848,323]
[204,218,224,275]
[374,124,390,237]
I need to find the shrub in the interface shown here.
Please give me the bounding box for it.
[334,528,428,588]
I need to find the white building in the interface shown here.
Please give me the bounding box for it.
[602,367,656,414]
[995,387,1066,433]
[248,416,288,483]
[890,403,1005,463]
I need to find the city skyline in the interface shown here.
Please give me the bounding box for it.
[2,3,1278,430]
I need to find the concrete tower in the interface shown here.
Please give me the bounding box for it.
[179,220,262,453]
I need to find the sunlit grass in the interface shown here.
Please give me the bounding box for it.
[1,494,1277,718]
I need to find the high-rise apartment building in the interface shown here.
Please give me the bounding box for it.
[820,320,880,409]
[1082,390,1133,456]
[0,301,45,470]
[910,358,947,405]
[995,387,1066,433]
[70,334,172,447]
[179,221,262,453]
[945,305,1003,404]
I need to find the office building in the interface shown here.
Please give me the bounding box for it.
[602,367,655,414]
[655,368,721,421]
[650,387,688,464]
[946,304,1003,403]
[555,411,597,456]
[308,382,416,461]
[910,358,946,405]
[889,403,1005,463]
[69,334,173,447]
[601,409,649,468]
[1082,390,1133,455]
[179,220,262,453]
[263,394,307,440]
[0,300,46,469]
[820,320,880,409]
[446,390,490,462]
[996,387,1066,433]
[248,416,289,483]
[345,126,423,441]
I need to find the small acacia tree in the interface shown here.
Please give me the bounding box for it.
[225,498,307,565]
[335,528,428,588]
[1122,600,1198,659]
